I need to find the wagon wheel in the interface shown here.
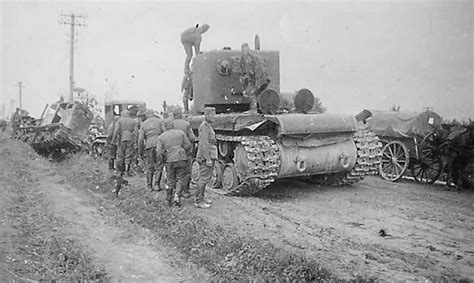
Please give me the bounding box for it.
[210,160,224,189]
[411,156,443,185]
[419,130,443,162]
[379,140,410,182]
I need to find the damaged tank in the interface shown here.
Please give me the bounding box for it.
[15,101,93,158]
[187,36,383,196]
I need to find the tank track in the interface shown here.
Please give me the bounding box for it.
[17,125,85,157]
[309,129,382,186]
[216,135,281,196]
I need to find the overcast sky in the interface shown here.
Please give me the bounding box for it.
[1,0,473,120]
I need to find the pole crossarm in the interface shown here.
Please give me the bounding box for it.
[58,12,87,102]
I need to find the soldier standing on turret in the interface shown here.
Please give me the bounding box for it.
[180,24,210,74]
[156,120,192,207]
[138,109,166,191]
[113,110,139,194]
[195,107,217,208]
[171,108,196,198]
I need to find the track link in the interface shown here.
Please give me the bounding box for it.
[17,125,85,157]
[216,135,281,196]
[310,129,382,186]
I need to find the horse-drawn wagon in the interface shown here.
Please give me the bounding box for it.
[357,110,443,184]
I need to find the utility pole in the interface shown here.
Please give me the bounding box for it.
[17,81,23,109]
[59,12,86,102]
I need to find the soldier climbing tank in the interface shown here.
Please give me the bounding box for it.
[185,36,382,195]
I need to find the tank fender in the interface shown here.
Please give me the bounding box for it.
[267,113,357,136]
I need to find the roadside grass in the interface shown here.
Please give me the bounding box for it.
[4,150,109,281]
[61,154,334,281]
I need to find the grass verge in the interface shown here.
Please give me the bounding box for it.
[60,154,333,281]
[3,146,108,281]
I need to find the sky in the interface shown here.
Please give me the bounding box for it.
[1,0,473,120]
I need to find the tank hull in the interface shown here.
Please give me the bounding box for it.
[190,112,382,195]
[277,137,357,178]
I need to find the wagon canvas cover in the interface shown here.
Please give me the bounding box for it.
[362,110,442,138]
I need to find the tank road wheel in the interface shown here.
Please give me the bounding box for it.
[210,160,224,189]
[379,141,409,182]
[191,159,200,185]
[222,163,239,192]
[218,141,232,160]
[411,157,443,185]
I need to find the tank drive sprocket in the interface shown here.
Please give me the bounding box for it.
[216,135,281,196]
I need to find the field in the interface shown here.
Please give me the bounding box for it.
[1,131,473,281]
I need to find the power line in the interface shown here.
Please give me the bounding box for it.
[59,12,87,102]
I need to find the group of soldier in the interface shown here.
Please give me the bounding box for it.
[106,106,217,209]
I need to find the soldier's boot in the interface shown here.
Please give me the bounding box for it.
[181,176,192,198]
[113,164,125,195]
[173,193,181,207]
[108,158,115,172]
[125,163,132,177]
[183,97,189,114]
[165,188,173,207]
[174,182,183,206]
[194,183,210,208]
[154,170,163,192]
[146,171,154,191]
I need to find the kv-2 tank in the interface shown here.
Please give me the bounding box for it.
[186,37,382,195]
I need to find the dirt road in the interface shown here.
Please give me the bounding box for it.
[0,133,208,281]
[199,177,474,280]
[1,130,473,281]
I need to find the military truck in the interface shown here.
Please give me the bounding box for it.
[186,36,382,195]
[90,100,146,156]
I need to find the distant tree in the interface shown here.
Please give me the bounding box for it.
[73,86,105,131]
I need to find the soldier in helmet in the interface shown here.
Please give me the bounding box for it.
[171,108,196,198]
[113,110,139,194]
[195,107,217,208]
[138,109,166,191]
[156,120,192,207]
[181,24,210,74]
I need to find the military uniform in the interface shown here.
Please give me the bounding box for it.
[239,43,271,111]
[172,109,196,197]
[10,109,21,137]
[180,24,210,74]
[138,110,166,191]
[181,72,193,113]
[113,110,139,176]
[156,125,191,206]
[106,117,120,171]
[195,107,217,208]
